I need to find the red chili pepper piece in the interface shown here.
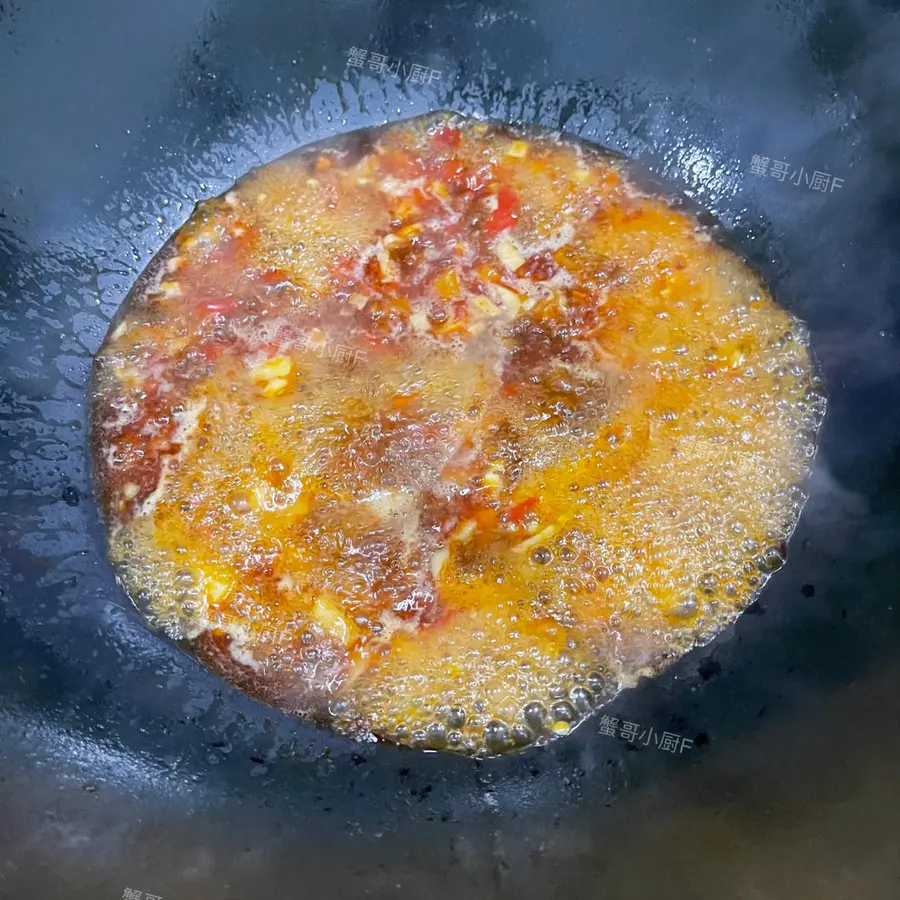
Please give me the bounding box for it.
[195,297,237,317]
[432,126,461,149]
[258,267,289,284]
[504,496,538,524]
[516,251,558,281]
[483,186,520,234]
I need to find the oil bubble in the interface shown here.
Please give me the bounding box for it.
[531,547,553,565]
[483,720,510,753]
[570,686,593,713]
[426,722,448,748]
[551,700,578,724]
[524,701,550,732]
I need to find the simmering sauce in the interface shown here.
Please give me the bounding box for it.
[91,112,824,754]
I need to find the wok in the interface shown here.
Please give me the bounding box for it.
[2,0,900,897]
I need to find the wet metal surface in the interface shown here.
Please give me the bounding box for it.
[2,0,900,897]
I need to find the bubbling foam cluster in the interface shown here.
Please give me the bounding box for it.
[92,112,823,755]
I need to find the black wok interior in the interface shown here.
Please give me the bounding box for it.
[2,0,900,897]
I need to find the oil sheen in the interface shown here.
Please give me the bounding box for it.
[91,112,824,755]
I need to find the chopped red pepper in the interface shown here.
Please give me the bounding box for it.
[438,157,467,180]
[363,255,384,286]
[258,267,289,284]
[516,252,558,281]
[437,157,473,195]
[432,126,461,149]
[483,186,520,234]
[504,496,538,524]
